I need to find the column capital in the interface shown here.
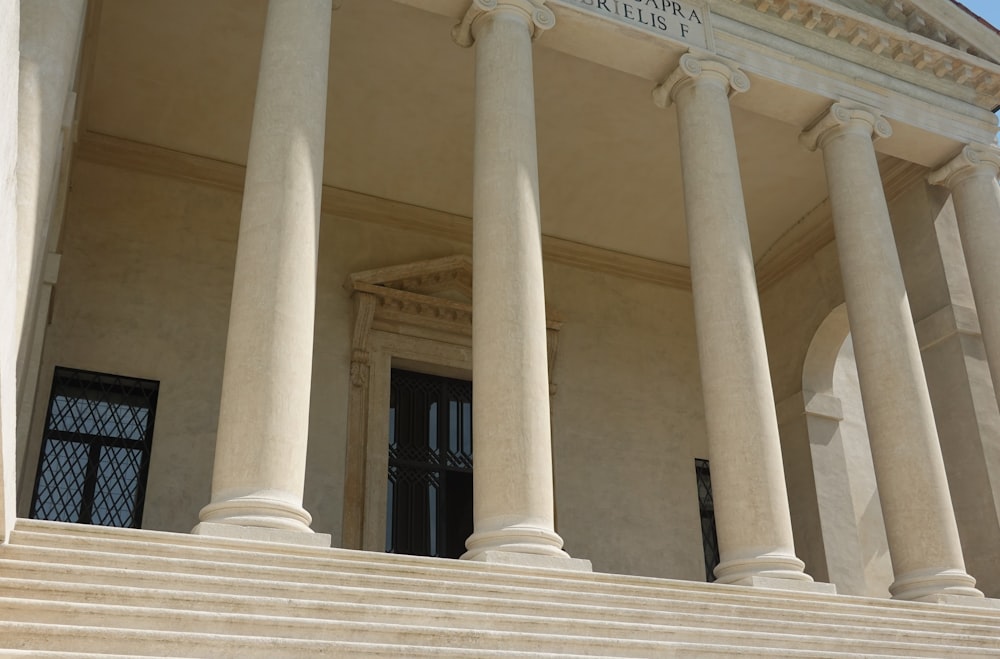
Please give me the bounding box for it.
[453,0,555,48]
[928,143,1000,188]
[800,103,892,151]
[652,54,750,109]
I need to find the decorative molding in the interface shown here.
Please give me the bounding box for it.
[74,131,693,290]
[341,255,563,550]
[652,53,750,108]
[804,390,844,421]
[453,0,555,47]
[915,302,981,350]
[730,0,1000,101]
[928,143,1000,188]
[776,390,843,424]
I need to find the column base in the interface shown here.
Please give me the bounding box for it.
[714,553,821,589]
[890,567,984,601]
[196,492,322,542]
[461,523,575,562]
[192,521,331,548]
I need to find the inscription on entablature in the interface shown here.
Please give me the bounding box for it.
[551,0,710,50]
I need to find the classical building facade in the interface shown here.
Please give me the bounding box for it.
[3,0,1000,654]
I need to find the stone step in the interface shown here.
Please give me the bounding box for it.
[4,538,998,633]
[0,622,912,659]
[0,576,995,652]
[0,598,984,658]
[5,521,998,657]
[10,526,998,621]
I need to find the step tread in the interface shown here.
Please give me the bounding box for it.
[0,621,914,658]
[0,575,997,643]
[5,536,997,625]
[0,607,984,657]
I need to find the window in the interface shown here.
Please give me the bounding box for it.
[386,369,472,559]
[29,367,159,528]
[695,458,720,582]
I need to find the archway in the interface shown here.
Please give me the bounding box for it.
[802,305,893,597]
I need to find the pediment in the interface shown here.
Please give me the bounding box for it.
[730,0,1000,103]
[347,256,562,340]
[348,255,473,305]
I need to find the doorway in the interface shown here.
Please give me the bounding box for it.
[385,369,473,559]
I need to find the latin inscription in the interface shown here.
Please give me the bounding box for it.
[552,0,709,49]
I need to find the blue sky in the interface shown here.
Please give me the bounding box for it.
[953,1,1000,30]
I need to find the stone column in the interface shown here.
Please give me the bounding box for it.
[653,54,816,588]
[194,0,332,546]
[929,145,1000,413]
[453,1,586,569]
[1,0,20,543]
[801,103,982,601]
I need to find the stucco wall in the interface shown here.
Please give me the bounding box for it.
[24,159,708,581]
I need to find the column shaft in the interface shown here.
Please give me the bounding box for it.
[459,1,571,562]
[655,55,812,586]
[196,0,332,542]
[802,104,982,601]
[930,147,1000,413]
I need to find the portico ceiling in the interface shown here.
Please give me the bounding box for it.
[84,0,879,268]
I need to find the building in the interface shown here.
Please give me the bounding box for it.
[2,0,1000,654]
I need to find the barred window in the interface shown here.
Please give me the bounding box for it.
[29,367,159,528]
[695,458,720,582]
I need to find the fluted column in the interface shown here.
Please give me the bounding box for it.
[801,104,982,601]
[453,0,586,568]
[194,0,332,545]
[929,145,1000,413]
[653,54,815,588]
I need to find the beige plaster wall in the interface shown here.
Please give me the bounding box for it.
[25,159,709,581]
[1,0,20,542]
[546,263,706,580]
[19,161,240,527]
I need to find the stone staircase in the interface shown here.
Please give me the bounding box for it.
[0,520,997,657]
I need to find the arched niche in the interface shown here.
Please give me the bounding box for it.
[802,304,893,597]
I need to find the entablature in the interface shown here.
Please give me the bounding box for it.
[393,0,999,164]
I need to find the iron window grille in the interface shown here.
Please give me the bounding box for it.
[695,457,720,582]
[29,366,159,529]
[386,369,473,559]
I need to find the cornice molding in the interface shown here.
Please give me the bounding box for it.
[728,0,1000,103]
[74,131,692,290]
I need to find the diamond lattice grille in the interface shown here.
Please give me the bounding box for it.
[695,458,720,582]
[29,367,159,528]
